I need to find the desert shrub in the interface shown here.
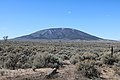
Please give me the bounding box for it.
[23,48,33,56]
[22,63,32,69]
[18,54,29,65]
[102,54,119,65]
[33,53,45,68]
[94,61,103,66]
[61,54,69,60]
[76,61,100,79]
[44,53,61,68]
[82,52,98,61]
[4,53,19,70]
[12,46,23,53]
[3,51,32,69]
[112,65,120,76]
[5,46,14,52]
[16,61,22,68]
[70,54,79,64]
[58,50,72,60]
[70,53,98,65]
[33,53,62,68]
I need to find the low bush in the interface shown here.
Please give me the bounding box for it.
[33,53,62,69]
[76,61,100,79]
[70,54,79,64]
[102,54,119,65]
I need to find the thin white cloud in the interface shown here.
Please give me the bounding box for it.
[68,11,72,14]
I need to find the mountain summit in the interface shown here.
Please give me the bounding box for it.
[15,28,102,40]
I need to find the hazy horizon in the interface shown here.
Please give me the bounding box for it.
[0,0,120,40]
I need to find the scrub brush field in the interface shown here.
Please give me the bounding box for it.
[0,41,120,80]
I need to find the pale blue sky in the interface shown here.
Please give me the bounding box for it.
[0,0,120,40]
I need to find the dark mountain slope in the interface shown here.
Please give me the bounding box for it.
[15,28,102,40]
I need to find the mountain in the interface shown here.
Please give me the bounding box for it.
[15,28,102,40]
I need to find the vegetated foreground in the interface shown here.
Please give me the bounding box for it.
[0,40,120,80]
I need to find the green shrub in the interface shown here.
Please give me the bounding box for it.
[33,53,45,68]
[70,55,79,64]
[22,63,32,69]
[102,54,119,65]
[33,53,61,68]
[76,61,100,79]
[4,53,19,70]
